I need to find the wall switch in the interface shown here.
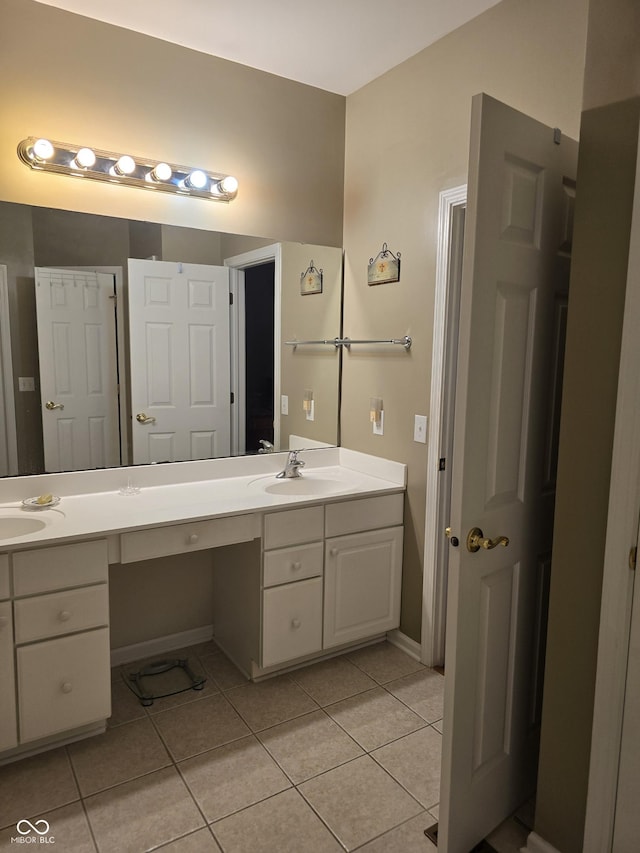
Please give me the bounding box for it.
[373,411,384,436]
[414,414,427,443]
[281,395,288,415]
[18,377,35,392]
[305,400,315,421]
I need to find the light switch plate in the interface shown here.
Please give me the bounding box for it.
[414,414,427,443]
[373,411,384,436]
[281,395,288,415]
[305,400,315,421]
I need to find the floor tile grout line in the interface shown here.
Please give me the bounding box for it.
[368,744,440,812]
[64,745,101,853]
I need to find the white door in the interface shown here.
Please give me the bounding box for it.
[128,260,231,464]
[439,94,577,852]
[35,268,120,473]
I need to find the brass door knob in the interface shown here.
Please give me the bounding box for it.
[136,413,156,424]
[45,400,64,410]
[467,527,509,553]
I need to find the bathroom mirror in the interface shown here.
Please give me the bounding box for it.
[0,201,342,476]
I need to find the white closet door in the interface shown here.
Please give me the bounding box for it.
[35,268,120,473]
[128,259,231,464]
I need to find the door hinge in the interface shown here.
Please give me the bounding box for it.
[630,546,637,572]
[229,292,233,305]
[230,391,235,404]
[553,127,562,145]
[439,458,446,471]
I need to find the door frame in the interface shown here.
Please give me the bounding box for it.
[421,184,467,667]
[224,244,281,456]
[0,265,18,475]
[583,137,640,852]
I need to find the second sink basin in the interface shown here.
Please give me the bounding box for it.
[251,471,352,497]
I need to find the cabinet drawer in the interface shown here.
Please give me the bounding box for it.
[0,601,17,751]
[0,554,8,600]
[120,513,258,563]
[262,577,322,667]
[264,506,324,550]
[13,540,108,596]
[325,493,404,538]
[14,584,109,644]
[17,627,111,743]
[263,542,323,588]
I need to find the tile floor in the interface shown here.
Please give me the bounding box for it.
[0,640,531,853]
[0,641,445,852]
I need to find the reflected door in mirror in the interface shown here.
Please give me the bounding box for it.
[128,260,231,464]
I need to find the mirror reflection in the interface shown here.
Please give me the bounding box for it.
[0,202,343,477]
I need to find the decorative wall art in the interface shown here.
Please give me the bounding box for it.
[300,260,323,295]
[368,242,401,285]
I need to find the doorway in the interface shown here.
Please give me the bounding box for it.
[244,262,275,454]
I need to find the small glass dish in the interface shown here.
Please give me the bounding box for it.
[22,495,61,510]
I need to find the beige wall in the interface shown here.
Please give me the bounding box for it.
[0,0,345,247]
[534,0,640,847]
[341,0,589,640]
[279,243,342,447]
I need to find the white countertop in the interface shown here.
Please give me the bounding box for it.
[0,448,406,551]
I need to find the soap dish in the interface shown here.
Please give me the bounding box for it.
[22,495,60,509]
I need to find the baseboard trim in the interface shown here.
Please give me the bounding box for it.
[387,629,422,662]
[110,625,214,667]
[521,831,562,853]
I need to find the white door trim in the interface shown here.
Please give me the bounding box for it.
[224,244,281,456]
[421,184,467,667]
[583,133,640,853]
[0,265,18,475]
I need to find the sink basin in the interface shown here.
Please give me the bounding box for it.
[0,515,48,539]
[253,472,351,497]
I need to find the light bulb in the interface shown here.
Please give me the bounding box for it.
[112,155,136,176]
[32,138,54,161]
[218,175,238,194]
[184,169,208,190]
[72,147,96,169]
[148,162,172,182]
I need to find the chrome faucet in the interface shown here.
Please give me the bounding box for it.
[276,450,305,479]
[258,439,275,453]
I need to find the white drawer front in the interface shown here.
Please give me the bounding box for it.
[262,577,322,667]
[14,584,109,644]
[13,540,108,596]
[264,506,324,550]
[0,554,9,600]
[325,493,404,538]
[17,627,111,743]
[120,513,258,563]
[263,542,323,588]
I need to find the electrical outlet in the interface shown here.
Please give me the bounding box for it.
[414,414,427,443]
[281,395,288,415]
[373,411,384,436]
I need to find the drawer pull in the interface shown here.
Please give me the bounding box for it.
[291,561,302,571]
[329,548,338,557]
[188,533,199,545]
[59,610,72,622]
[61,681,73,694]
[291,618,302,629]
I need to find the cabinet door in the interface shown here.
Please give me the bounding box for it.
[17,628,111,743]
[324,526,403,648]
[262,577,323,667]
[0,601,17,751]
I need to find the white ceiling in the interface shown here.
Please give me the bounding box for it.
[35,0,502,95]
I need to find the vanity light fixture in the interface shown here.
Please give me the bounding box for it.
[17,136,239,202]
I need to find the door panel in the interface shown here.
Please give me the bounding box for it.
[35,268,120,472]
[128,260,231,464]
[439,94,577,852]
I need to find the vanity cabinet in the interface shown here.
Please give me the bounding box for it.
[9,539,111,746]
[0,555,17,752]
